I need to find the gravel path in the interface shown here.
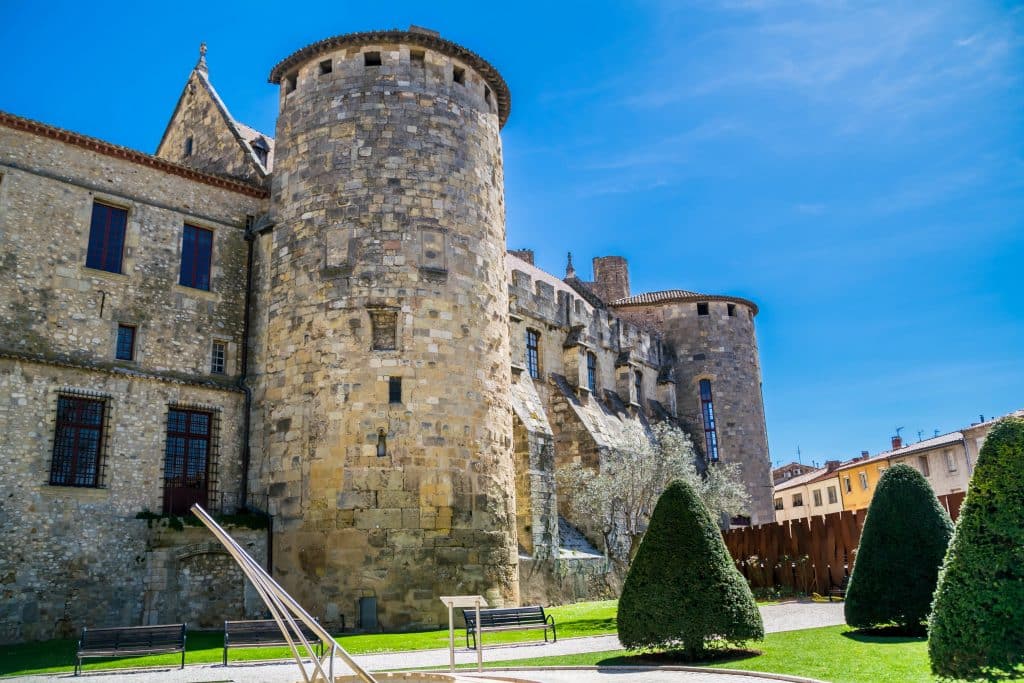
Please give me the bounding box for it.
[7,602,842,683]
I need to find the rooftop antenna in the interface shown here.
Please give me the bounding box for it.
[917,429,924,442]
[934,428,940,437]
[895,426,904,440]
[796,445,802,464]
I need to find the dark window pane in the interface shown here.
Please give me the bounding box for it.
[526,330,540,379]
[116,325,135,360]
[163,408,212,514]
[700,380,720,462]
[85,203,127,273]
[179,225,213,290]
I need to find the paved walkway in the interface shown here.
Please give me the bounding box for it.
[8,602,841,683]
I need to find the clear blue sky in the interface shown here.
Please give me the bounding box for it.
[3,1,1021,466]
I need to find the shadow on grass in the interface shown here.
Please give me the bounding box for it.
[842,626,927,644]
[562,617,617,634]
[595,648,763,667]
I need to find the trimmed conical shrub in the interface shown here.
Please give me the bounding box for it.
[929,417,1024,680]
[617,479,763,657]
[844,463,953,633]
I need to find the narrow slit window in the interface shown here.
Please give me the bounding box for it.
[364,51,382,67]
[634,370,643,406]
[586,352,597,393]
[453,66,465,85]
[115,324,136,361]
[184,136,193,157]
[376,429,387,457]
[388,377,402,404]
[525,329,540,379]
[699,379,719,462]
[319,59,333,75]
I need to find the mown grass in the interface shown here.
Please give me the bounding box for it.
[0,599,617,677]
[450,624,934,683]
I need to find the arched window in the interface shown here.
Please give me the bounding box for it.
[699,379,719,462]
[376,429,387,458]
[525,329,540,379]
[586,352,597,393]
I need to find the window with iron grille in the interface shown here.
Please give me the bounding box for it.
[699,379,719,462]
[115,324,135,361]
[210,340,226,374]
[179,224,213,290]
[586,352,597,393]
[163,408,213,515]
[85,201,127,274]
[50,396,105,487]
[526,329,540,379]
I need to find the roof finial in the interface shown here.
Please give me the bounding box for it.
[565,251,576,279]
[196,42,208,73]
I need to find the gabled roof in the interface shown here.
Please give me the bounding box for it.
[156,61,275,177]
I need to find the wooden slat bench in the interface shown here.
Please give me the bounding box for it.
[75,623,186,675]
[828,574,850,601]
[223,618,332,665]
[462,606,556,649]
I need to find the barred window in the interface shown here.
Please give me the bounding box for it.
[163,408,212,515]
[211,340,226,374]
[699,379,719,462]
[50,396,105,487]
[526,329,540,379]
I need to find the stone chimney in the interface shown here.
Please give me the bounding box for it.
[592,256,630,303]
[509,249,534,265]
[824,459,841,472]
[860,450,869,459]
[890,435,903,450]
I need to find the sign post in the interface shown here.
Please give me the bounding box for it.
[439,595,485,673]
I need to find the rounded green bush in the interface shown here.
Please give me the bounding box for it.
[844,463,953,633]
[929,417,1024,680]
[617,479,763,657]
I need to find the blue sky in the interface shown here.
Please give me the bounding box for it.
[3,1,1021,466]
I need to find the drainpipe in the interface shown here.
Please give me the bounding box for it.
[238,214,274,511]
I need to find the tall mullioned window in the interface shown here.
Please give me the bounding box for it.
[179,224,213,290]
[115,324,136,361]
[699,379,719,462]
[50,396,105,487]
[210,340,226,374]
[85,201,127,274]
[586,352,597,393]
[526,329,540,379]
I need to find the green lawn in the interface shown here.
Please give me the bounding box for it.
[0,600,617,677]
[453,625,933,683]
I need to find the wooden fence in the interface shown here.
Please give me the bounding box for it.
[723,492,966,595]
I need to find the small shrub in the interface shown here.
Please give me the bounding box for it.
[929,417,1024,680]
[844,463,953,633]
[618,479,763,658]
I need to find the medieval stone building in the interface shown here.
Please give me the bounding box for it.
[0,27,772,642]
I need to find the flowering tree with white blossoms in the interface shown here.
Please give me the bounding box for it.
[557,421,749,568]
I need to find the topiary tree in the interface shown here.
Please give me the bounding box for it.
[929,417,1024,680]
[617,479,763,658]
[844,463,953,633]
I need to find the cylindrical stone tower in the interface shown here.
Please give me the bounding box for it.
[256,28,516,629]
[612,293,774,525]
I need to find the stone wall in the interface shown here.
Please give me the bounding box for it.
[518,556,616,606]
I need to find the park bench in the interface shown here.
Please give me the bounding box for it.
[828,574,850,601]
[75,623,186,675]
[462,605,556,649]
[223,617,334,665]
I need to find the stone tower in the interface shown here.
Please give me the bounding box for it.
[254,28,517,629]
[610,285,774,524]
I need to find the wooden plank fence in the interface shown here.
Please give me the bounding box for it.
[724,492,966,595]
